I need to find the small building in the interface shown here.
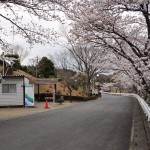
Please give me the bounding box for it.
[35,78,61,103]
[0,75,34,107]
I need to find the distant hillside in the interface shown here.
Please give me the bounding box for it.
[13,70,36,83]
[98,73,114,83]
[93,73,114,85]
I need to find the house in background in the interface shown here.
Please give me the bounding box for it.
[0,75,34,107]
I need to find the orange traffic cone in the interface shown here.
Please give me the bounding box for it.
[45,99,49,109]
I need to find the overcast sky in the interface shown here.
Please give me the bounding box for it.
[0,20,67,65]
[0,5,68,66]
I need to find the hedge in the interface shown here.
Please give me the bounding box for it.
[34,93,98,102]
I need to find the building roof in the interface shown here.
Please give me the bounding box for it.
[2,75,24,79]
[35,78,61,85]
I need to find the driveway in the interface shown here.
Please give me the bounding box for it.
[0,94,133,150]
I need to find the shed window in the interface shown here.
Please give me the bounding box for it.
[2,84,17,93]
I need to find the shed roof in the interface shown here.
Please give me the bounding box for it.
[35,78,61,85]
[2,75,24,78]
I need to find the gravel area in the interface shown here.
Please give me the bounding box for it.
[0,101,76,121]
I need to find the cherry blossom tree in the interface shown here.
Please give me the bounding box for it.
[56,24,114,95]
[62,0,150,98]
[113,58,142,93]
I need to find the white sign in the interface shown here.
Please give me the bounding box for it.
[25,84,34,107]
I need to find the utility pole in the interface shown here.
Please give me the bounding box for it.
[1,52,5,76]
[36,56,39,78]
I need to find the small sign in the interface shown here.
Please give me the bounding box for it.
[35,78,61,85]
[25,84,34,107]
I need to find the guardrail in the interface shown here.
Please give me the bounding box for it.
[102,92,150,121]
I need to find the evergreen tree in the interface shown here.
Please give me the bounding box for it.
[38,57,55,78]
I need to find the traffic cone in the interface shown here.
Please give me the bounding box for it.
[45,99,49,109]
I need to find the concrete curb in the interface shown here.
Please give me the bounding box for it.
[0,102,79,122]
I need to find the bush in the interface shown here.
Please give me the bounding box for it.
[56,96,64,104]
[34,93,98,102]
[84,95,98,101]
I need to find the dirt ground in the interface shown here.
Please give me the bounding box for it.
[0,101,77,121]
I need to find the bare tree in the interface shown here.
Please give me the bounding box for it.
[49,51,77,96]
[6,45,29,63]
[61,30,111,95]
[49,50,73,70]
[28,56,41,77]
[68,43,109,95]
[57,68,76,96]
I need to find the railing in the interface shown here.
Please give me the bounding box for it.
[102,92,150,121]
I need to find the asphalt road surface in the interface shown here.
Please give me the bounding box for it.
[0,94,133,150]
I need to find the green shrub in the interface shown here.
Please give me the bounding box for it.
[56,96,64,104]
[84,95,98,101]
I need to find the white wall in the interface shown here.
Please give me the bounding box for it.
[0,77,24,106]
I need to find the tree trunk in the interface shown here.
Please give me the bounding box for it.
[85,79,91,97]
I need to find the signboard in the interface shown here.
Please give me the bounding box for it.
[35,78,61,85]
[25,84,34,107]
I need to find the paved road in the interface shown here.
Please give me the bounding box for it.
[0,94,133,150]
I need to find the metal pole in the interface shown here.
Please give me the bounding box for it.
[1,52,4,76]
[36,56,39,78]
[38,84,40,103]
[53,84,57,103]
[2,59,4,76]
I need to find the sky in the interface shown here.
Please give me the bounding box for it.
[0,4,68,66]
[7,32,66,65]
[21,43,64,65]
[0,20,67,65]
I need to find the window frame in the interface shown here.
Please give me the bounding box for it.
[2,84,17,94]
